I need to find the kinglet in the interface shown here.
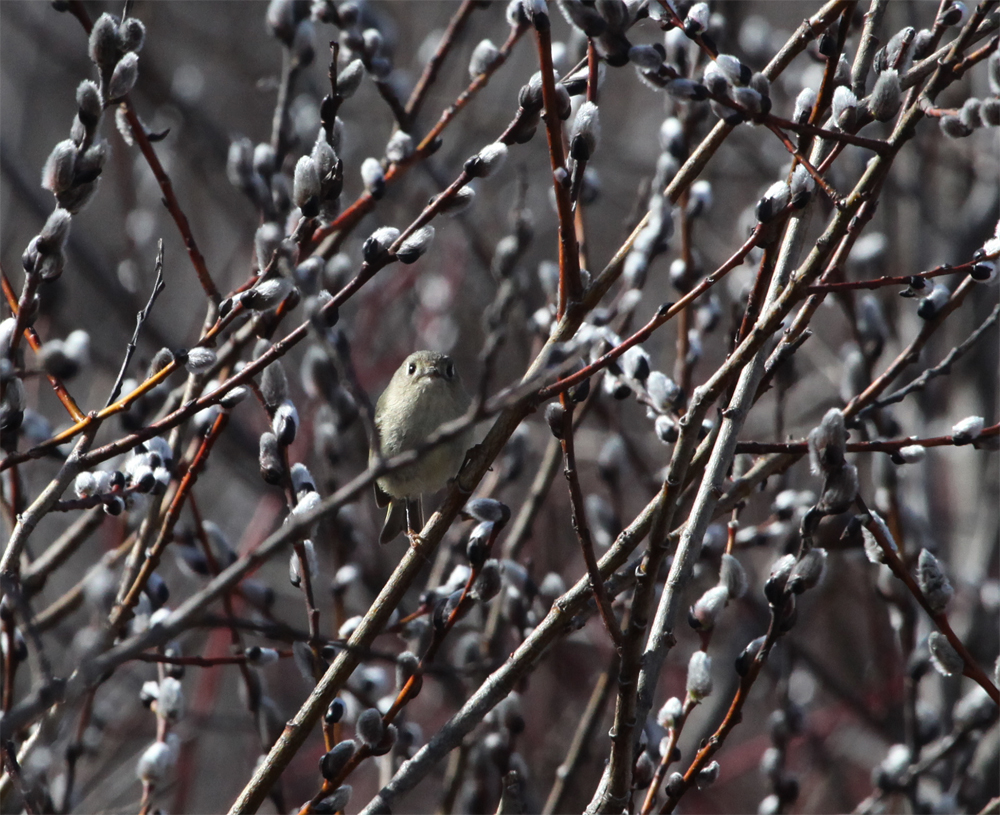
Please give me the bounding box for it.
[371,351,472,544]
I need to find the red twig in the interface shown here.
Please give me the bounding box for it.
[538,225,764,401]
[856,494,999,705]
[2,269,86,422]
[735,423,999,454]
[558,396,623,648]
[532,16,582,317]
[404,0,479,122]
[63,2,220,305]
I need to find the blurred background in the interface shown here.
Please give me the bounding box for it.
[1,1,998,812]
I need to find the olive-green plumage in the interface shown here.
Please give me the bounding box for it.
[371,351,471,544]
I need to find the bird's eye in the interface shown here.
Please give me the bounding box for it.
[445,362,455,379]
[408,363,417,375]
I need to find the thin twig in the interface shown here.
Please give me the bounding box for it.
[855,494,999,704]
[532,15,582,317]
[2,269,86,422]
[558,397,623,648]
[403,0,478,122]
[542,653,619,815]
[860,303,999,414]
[106,240,166,407]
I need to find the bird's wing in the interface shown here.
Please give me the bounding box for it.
[374,480,392,508]
[379,499,407,545]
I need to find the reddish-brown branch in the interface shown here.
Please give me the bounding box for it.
[843,276,976,419]
[121,101,220,305]
[404,0,478,122]
[735,423,999,454]
[856,494,999,705]
[308,23,527,254]
[640,697,696,815]
[660,621,780,813]
[539,225,764,401]
[806,255,993,293]
[110,411,229,628]
[675,191,693,394]
[62,2,220,304]
[533,19,582,317]
[559,396,623,648]
[298,520,508,812]
[764,121,842,204]
[2,269,86,422]
[736,241,778,346]
[131,651,292,668]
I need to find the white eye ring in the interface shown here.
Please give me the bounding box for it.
[408,363,417,375]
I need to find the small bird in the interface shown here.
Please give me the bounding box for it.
[371,351,472,544]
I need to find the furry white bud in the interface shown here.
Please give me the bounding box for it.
[272,400,299,446]
[629,44,664,70]
[395,226,435,264]
[336,59,364,97]
[254,221,283,272]
[917,283,950,318]
[469,39,500,78]
[137,740,174,784]
[183,347,216,374]
[89,13,120,69]
[76,79,103,124]
[466,142,508,178]
[896,444,926,463]
[292,491,321,517]
[362,226,400,263]
[38,208,73,251]
[42,140,78,194]
[361,157,386,198]
[385,131,414,164]
[927,631,964,676]
[940,113,972,139]
[732,86,762,114]
[688,180,713,216]
[316,786,353,813]
[951,415,984,442]
[75,472,98,498]
[242,276,294,311]
[861,511,896,564]
[755,180,790,223]
[719,553,748,599]
[793,87,817,125]
[645,371,680,413]
[697,761,720,789]
[293,156,321,214]
[291,462,316,494]
[107,52,140,101]
[118,17,146,53]
[831,85,858,129]
[689,585,729,631]
[869,69,901,122]
[787,548,827,594]
[657,696,683,728]
[686,651,713,700]
[437,186,475,215]
[156,676,184,721]
[245,646,280,666]
[808,408,847,475]
[685,2,709,34]
[356,708,384,747]
[918,549,953,612]
[664,78,707,101]
[569,101,600,161]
